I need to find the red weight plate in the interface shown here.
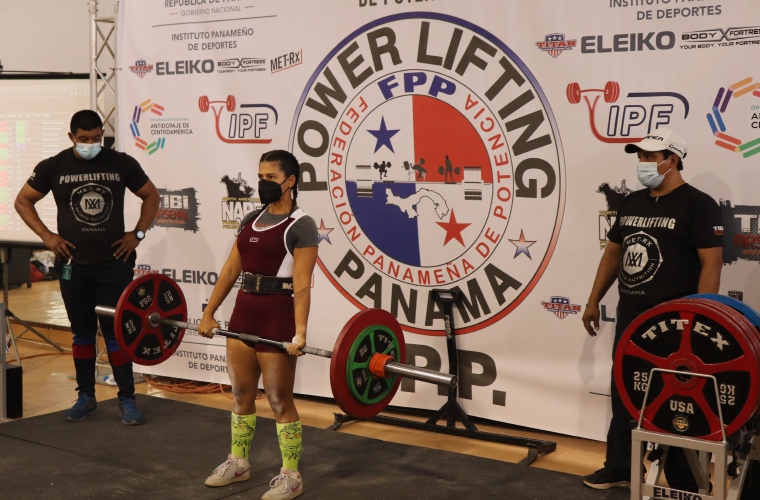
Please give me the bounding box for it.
[566,82,581,104]
[198,95,210,113]
[226,95,236,112]
[330,309,406,419]
[684,299,760,420]
[114,274,188,366]
[614,299,760,440]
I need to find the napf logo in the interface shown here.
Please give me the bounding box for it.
[566,81,689,143]
[198,94,277,144]
[541,296,581,319]
[291,13,565,335]
[536,34,576,58]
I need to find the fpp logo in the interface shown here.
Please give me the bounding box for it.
[220,172,259,229]
[198,94,277,144]
[291,13,565,334]
[70,183,113,226]
[566,81,689,143]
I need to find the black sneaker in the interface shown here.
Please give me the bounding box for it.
[582,467,631,489]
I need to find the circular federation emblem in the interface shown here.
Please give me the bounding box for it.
[620,232,662,288]
[70,183,114,226]
[291,13,565,334]
[673,415,689,433]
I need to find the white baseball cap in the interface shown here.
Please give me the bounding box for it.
[624,127,687,159]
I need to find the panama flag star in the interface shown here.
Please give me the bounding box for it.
[367,116,400,153]
[436,209,471,246]
[317,219,334,244]
[509,230,537,259]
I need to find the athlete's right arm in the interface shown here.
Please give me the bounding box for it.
[582,242,621,337]
[197,242,242,338]
[14,184,75,260]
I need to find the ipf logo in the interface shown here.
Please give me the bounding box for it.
[566,81,689,143]
[198,94,278,144]
[291,13,565,335]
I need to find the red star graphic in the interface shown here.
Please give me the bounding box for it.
[436,209,471,246]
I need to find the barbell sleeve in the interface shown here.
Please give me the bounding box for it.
[385,362,457,388]
[95,305,455,388]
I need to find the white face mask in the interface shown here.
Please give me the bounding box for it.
[75,142,101,160]
[637,158,670,188]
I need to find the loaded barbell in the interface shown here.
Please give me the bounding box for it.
[95,274,456,419]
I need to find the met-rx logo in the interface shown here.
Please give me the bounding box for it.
[198,94,277,144]
[130,59,153,78]
[271,49,303,73]
[567,81,689,143]
[291,13,565,334]
[541,297,581,319]
[536,34,576,58]
[621,232,662,288]
[70,183,113,226]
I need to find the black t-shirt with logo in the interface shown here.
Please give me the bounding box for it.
[27,148,149,265]
[607,183,723,316]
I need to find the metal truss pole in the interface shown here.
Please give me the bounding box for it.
[89,0,119,149]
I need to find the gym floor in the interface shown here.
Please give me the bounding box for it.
[6,280,611,478]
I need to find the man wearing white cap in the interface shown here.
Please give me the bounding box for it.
[581,128,724,491]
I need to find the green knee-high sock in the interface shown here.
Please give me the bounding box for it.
[231,412,257,459]
[276,421,302,471]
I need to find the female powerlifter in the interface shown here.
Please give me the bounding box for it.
[198,150,318,500]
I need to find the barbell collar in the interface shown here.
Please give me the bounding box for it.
[384,361,457,388]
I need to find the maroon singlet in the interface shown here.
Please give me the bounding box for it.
[228,208,308,353]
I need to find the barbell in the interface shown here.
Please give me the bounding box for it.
[614,295,760,441]
[95,274,456,419]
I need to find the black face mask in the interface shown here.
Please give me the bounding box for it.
[258,178,290,204]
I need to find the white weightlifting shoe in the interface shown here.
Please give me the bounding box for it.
[261,468,303,500]
[204,454,250,487]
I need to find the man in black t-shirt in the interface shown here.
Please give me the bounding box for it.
[14,110,159,425]
[581,128,723,491]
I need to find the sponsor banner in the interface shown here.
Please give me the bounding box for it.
[116,0,760,442]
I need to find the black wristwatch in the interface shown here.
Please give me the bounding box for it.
[134,229,146,241]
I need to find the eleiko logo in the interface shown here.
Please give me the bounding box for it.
[567,81,689,143]
[580,31,675,53]
[198,94,277,144]
[536,34,576,58]
[707,77,760,159]
[291,13,565,334]
[541,296,581,320]
[129,59,153,78]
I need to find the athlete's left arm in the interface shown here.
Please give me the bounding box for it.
[697,247,722,294]
[288,245,318,356]
[112,180,160,261]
